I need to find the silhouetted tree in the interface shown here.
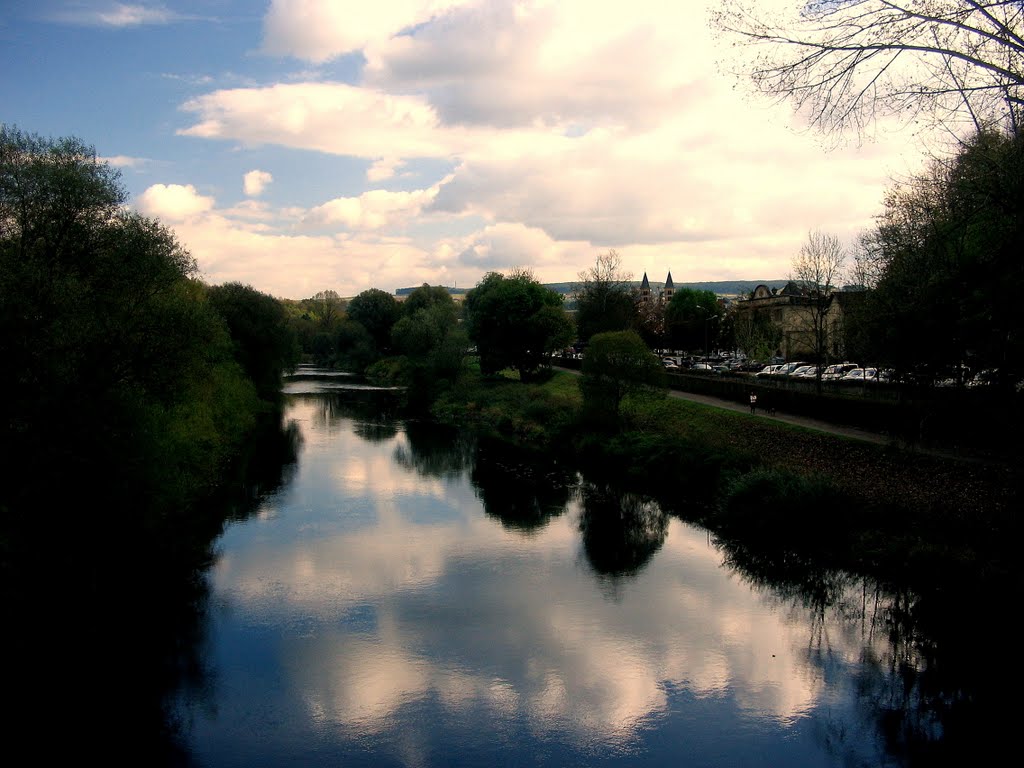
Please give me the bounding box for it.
[713,1,1024,138]
[463,269,573,380]
[571,250,638,342]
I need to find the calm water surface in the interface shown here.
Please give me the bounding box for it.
[170,377,933,767]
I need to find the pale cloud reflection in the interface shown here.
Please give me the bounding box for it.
[211,405,870,746]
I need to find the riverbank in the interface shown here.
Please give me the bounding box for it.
[431,369,1022,596]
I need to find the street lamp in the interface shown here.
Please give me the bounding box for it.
[704,315,718,361]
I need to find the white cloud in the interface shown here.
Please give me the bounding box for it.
[136,183,215,221]
[363,0,713,130]
[179,82,474,158]
[442,222,591,277]
[243,169,274,196]
[160,0,925,298]
[260,0,475,62]
[100,155,148,169]
[367,158,405,182]
[51,3,180,27]
[302,185,443,231]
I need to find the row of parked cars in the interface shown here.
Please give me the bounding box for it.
[755,361,892,382]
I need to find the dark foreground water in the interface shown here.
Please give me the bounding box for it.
[167,375,994,767]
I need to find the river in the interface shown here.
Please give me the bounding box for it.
[166,371,998,767]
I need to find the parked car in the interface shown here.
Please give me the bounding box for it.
[788,365,815,378]
[756,364,783,376]
[822,363,858,380]
[966,368,998,388]
[772,361,808,376]
[842,367,878,382]
[691,362,713,371]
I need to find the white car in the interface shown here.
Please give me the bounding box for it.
[842,367,878,381]
[822,363,858,380]
[774,362,808,376]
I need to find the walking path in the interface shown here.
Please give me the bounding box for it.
[554,366,995,462]
[664,386,892,445]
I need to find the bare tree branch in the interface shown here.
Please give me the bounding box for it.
[713,1,1024,139]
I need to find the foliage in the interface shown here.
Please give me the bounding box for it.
[713,1,1024,138]
[664,287,721,352]
[345,287,401,354]
[301,289,345,329]
[571,250,639,342]
[207,281,300,404]
[335,318,378,371]
[729,303,782,363]
[401,283,456,317]
[859,129,1024,387]
[0,126,273,589]
[431,369,581,449]
[387,290,468,409]
[580,330,667,428]
[716,468,857,548]
[463,269,574,380]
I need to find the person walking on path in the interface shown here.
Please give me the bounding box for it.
[749,391,757,415]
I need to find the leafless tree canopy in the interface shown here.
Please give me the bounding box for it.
[793,229,847,292]
[712,1,1024,139]
[572,249,633,298]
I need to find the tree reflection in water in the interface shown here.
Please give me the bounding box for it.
[393,420,477,478]
[578,481,668,585]
[715,535,1011,767]
[469,439,575,534]
[309,390,403,442]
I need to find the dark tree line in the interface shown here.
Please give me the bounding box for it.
[1,125,303,757]
[0,126,301,583]
[853,128,1024,388]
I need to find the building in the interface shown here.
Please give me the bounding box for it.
[732,282,862,361]
[637,272,675,305]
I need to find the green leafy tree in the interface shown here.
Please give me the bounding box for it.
[571,250,639,343]
[664,287,721,353]
[0,126,268,590]
[207,282,300,404]
[731,304,782,364]
[346,287,401,354]
[862,128,1024,388]
[299,290,345,359]
[401,283,456,316]
[389,295,468,407]
[463,269,573,380]
[580,330,667,427]
[335,318,378,371]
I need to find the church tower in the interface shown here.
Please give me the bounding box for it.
[639,272,652,304]
[662,271,674,304]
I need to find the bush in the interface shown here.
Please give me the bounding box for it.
[716,468,857,547]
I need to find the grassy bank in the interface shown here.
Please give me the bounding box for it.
[432,369,1022,595]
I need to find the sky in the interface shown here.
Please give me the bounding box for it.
[1,0,926,300]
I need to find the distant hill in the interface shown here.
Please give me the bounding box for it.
[540,280,790,297]
[397,280,788,298]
